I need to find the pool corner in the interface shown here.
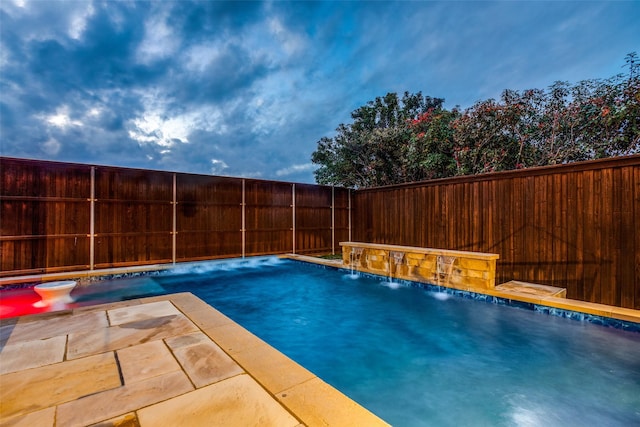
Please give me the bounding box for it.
[0,292,390,426]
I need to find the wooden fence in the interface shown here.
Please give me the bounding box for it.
[352,155,640,309]
[2,156,638,309]
[0,158,350,276]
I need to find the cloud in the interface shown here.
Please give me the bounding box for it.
[0,0,638,184]
[210,158,229,175]
[42,105,83,129]
[267,15,307,57]
[41,137,61,156]
[68,2,95,40]
[136,7,180,65]
[276,163,316,177]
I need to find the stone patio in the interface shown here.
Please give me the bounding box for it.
[0,293,389,426]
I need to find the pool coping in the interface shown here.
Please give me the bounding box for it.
[0,292,390,426]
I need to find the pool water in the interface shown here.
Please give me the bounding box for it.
[152,258,640,427]
[2,257,638,426]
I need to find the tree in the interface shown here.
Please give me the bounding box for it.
[311,92,444,187]
[451,54,640,174]
[451,92,538,174]
[312,54,639,188]
[405,107,459,180]
[530,56,639,163]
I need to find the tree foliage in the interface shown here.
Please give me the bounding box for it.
[312,53,640,187]
[311,92,444,187]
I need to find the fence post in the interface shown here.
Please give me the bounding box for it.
[242,179,246,258]
[172,173,177,264]
[292,183,296,254]
[89,166,95,270]
[331,186,335,255]
[348,188,352,243]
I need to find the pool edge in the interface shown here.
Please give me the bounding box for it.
[283,254,640,331]
[0,292,390,426]
[3,253,638,328]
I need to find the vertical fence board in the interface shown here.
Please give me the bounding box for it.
[600,167,614,306]
[566,171,579,300]
[333,188,351,249]
[612,167,622,307]
[634,167,640,310]
[618,167,634,307]
[591,169,603,303]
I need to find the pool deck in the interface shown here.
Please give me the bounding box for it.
[0,292,389,426]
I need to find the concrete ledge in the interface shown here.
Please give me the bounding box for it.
[340,241,499,290]
[281,253,343,268]
[496,280,567,298]
[338,242,499,260]
[0,264,176,287]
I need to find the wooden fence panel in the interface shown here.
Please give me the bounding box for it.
[176,174,243,261]
[352,156,640,309]
[93,167,173,268]
[244,180,293,256]
[2,158,351,275]
[0,159,91,274]
[295,184,332,254]
[333,188,351,253]
[635,167,640,309]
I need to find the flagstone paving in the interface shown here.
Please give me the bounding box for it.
[0,335,67,374]
[0,292,389,426]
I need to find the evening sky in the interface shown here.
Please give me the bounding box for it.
[1,0,638,183]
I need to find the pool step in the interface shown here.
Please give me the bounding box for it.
[282,253,343,268]
[496,281,567,298]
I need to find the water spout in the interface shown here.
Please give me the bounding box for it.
[437,255,457,287]
[348,247,364,279]
[388,251,405,283]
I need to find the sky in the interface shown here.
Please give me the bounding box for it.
[1,1,638,184]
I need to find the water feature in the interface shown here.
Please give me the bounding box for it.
[348,247,364,279]
[389,251,405,278]
[386,250,405,288]
[437,255,457,287]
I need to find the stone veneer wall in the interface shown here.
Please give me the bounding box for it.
[340,242,499,290]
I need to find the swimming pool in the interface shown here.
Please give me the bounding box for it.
[4,257,638,426]
[147,258,639,427]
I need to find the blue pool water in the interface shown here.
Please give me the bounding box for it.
[104,259,640,425]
